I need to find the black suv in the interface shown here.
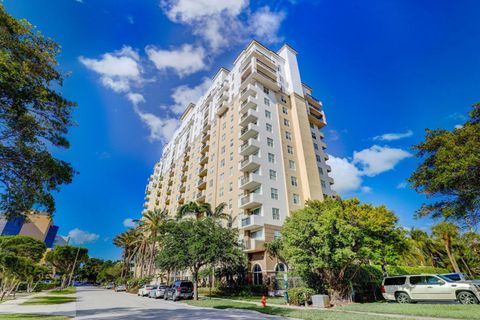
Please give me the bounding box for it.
[164,280,194,301]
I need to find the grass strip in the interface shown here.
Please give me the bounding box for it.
[0,314,70,319]
[185,298,402,320]
[338,302,480,320]
[48,287,76,295]
[21,296,76,305]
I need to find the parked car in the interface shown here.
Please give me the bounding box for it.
[439,273,480,285]
[137,284,155,297]
[148,284,169,299]
[164,280,194,301]
[381,274,480,304]
[115,284,126,292]
[105,283,114,290]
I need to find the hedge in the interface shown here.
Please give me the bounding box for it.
[287,287,315,306]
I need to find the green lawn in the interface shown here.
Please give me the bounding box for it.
[337,302,480,320]
[185,299,401,320]
[203,295,287,305]
[21,296,76,305]
[48,287,76,295]
[0,314,70,320]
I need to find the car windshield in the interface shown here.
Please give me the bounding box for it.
[436,275,454,283]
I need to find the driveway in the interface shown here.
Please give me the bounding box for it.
[76,286,287,319]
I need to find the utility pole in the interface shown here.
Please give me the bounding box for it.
[67,246,81,287]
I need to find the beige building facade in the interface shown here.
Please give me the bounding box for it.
[142,41,335,283]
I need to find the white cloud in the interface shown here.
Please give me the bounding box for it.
[160,0,285,52]
[373,130,413,141]
[353,145,412,177]
[327,155,363,194]
[454,124,463,129]
[123,218,137,228]
[127,93,180,142]
[146,44,206,77]
[79,46,143,93]
[327,145,412,195]
[248,7,285,43]
[162,77,212,114]
[397,182,407,189]
[67,228,99,245]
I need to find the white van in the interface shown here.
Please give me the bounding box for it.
[381,274,480,304]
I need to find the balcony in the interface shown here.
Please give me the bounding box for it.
[306,93,322,109]
[243,238,265,253]
[199,154,209,165]
[195,191,206,203]
[198,165,208,177]
[165,198,170,205]
[179,184,186,193]
[308,107,326,128]
[197,178,207,190]
[239,173,261,190]
[239,95,257,114]
[202,121,211,133]
[181,174,187,182]
[240,83,256,100]
[239,154,261,172]
[239,122,259,141]
[201,131,210,143]
[166,188,172,195]
[239,138,260,156]
[216,101,228,116]
[239,193,262,210]
[177,195,185,204]
[181,164,188,172]
[326,164,332,173]
[239,214,264,230]
[239,108,259,127]
[183,153,190,162]
[200,143,209,154]
[169,170,174,177]
[167,179,173,186]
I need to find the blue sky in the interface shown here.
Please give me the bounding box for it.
[4,0,480,260]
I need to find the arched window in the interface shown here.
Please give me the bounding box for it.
[253,264,263,285]
[275,263,287,273]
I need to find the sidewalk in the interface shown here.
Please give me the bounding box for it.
[203,297,458,320]
[0,290,76,318]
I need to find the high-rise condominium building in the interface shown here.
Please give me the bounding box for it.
[142,40,335,283]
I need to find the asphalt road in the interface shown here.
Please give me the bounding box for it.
[76,286,287,319]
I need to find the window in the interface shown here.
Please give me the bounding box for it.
[230,152,233,161]
[219,187,224,197]
[264,97,270,106]
[263,86,269,94]
[268,153,275,163]
[269,169,277,180]
[220,159,225,168]
[266,123,272,132]
[312,133,316,139]
[267,138,274,147]
[285,131,292,140]
[274,230,282,240]
[221,146,225,154]
[291,176,298,187]
[229,182,233,192]
[251,229,263,239]
[209,179,213,187]
[316,155,322,162]
[282,106,288,114]
[384,277,406,286]
[318,167,324,175]
[314,143,318,150]
[253,264,263,285]
[221,133,226,141]
[271,188,278,200]
[293,194,300,204]
[284,119,290,127]
[251,207,261,215]
[265,110,271,119]
[272,208,280,220]
[219,173,224,181]
[321,180,326,188]
[287,145,294,155]
[275,262,286,272]
[289,160,296,170]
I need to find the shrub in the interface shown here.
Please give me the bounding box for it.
[35,282,57,292]
[287,287,315,306]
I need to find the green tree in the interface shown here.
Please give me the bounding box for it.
[156,218,243,300]
[113,228,140,279]
[279,198,404,303]
[0,5,76,218]
[97,261,123,284]
[176,201,228,222]
[409,103,480,229]
[0,235,46,262]
[78,258,104,283]
[44,245,88,288]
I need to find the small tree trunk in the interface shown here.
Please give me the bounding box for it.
[445,244,461,273]
[193,269,199,301]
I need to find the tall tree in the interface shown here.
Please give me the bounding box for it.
[44,245,88,288]
[156,218,243,300]
[113,228,139,279]
[278,198,404,303]
[432,222,461,273]
[0,4,76,218]
[409,103,480,230]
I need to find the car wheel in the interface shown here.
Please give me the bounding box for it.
[457,291,479,304]
[395,292,411,304]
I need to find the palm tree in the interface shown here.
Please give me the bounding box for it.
[135,208,170,276]
[113,228,140,279]
[177,201,229,222]
[202,202,230,222]
[432,222,461,273]
[176,201,203,220]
